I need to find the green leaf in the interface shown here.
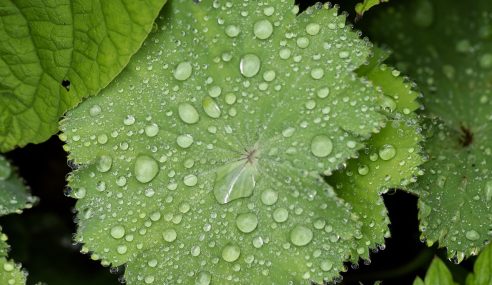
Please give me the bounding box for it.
[413,277,425,285]
[416,257,456,285]
[466,242,492,285]
[369,0,492,259]
[61,0,388,283]
[328,51,424,261]
[0,155,33,285]
[355,0,389,18]
[0,0,167,152]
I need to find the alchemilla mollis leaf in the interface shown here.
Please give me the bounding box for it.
[370,0,492,260]
[0,0,167,151]
[61,0,388,284]
[0,155,34,285]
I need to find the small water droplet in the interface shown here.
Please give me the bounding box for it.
[261,189,278,205]
[273,208,288,223]
[178,103,200,124]
[183,174,198,186]
[163,228,177,242]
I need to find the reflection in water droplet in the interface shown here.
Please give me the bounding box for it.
[306,23,321,35]
[110,225,125,239]
[465,230,480,241]
[225,25,241,38]
[213,160,257,204]
[163,228,177,242]
[379,144,396,161]
[273,208,289,223]
[177,134,194,148]
[202,97,221,118]
[97,155,113,173]
[134,155,159,183]
[196,271,211,285]
[261,189,278,205]
[240,54,261,78]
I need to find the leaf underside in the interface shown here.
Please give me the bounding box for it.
[0,155,33,285]
[61,0,398,283]
[0,0,166,152]
[369,0,492,259]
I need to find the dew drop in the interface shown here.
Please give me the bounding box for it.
[379,144,397,161]
[163,228,177,242]
[465,230,480,241]
[240,54,261,78]
[311,68,325,80]
[254,19,273,40]
[196,271,211,285]
[183,174,198,187]
[297,37,310,48]
[261,189,278,205]
[174,62,193,81]
[177,134,194,148]
[317,87,330,98]
[306,23,321,35]
[222,244,241,262]
[225,25,241,37]
[110,225,125,239]
[202,97,221,118]
[134,155,159,183]
[236,212,258,233]
[311,135,333,158]
[89,105,102,117]
[145,123,159,137]
[358,165,369,176]
[178,103,200,124]
[273,208,289,223]
[97,155,113,173]
[290,225,313,246]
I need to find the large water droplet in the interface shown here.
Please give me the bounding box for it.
[273,208,288,223]
[254,19,273,40]
[379,144,397,161]
[178,103,200,124]
[222,244,241,262]
[465,230,480,241]
[261,189,278,205]
[202,97,221,118]
[174,62,193,81]
[311,135,333,158]
[306,23,321,35]
[236,212,258,233]
[290,225,313,246]
[214,160,257,204]
[110,225,125,239]
[225,25,241,38]
[195,271,211,285]
[163,228,177,242]
[97,155,113,173]
[177,134,194,148]
[134,155,159,183]
[240,54,261,78]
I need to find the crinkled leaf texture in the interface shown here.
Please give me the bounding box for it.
[60,0,393,284]
[0,155,34,285]
[0,0,167,152]
[369,0,492,260]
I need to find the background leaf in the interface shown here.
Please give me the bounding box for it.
[368,0,492,259]
[0,0,167,151]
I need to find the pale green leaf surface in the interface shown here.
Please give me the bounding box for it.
[328,54,423,261]
[466,242,492,285]
[61,0,388,284]
[369,0,492,259]
[0,0,166,152]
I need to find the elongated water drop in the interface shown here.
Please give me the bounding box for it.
[240,54,261,78]
[178,103,200,124]
[134,155,159,183]
[174,62,193,81]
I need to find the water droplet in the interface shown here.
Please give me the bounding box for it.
[177,134,194,149]
[306,23,321,35]
[358,165,369,176]
[163,228,177,242]
[240,54,261,78]
[97,155,112,173]
[321,261,333,271]
[465,230,480,241]
[263,70,276,82]
[338,51,350,59]
[123,115,135,126]
[144,276,155,284]
[225,93,237,105]
[134,155,159,183]
[222,244,241,262]
[225,25,241,37]
[317,87,330,98]
[297,37,310,49]
[290,225,313,246]
[261,189,278,205]
[236,212,258,233]
[191,245,201,257]
[178,103,200,124]
[282,127,295,138]
[379,144,396,161]
[196,271,211,285]
[202,97,221,118]
[311,135,333,158]
[273,208,288,223]
[214,160,257,204]
[183,174,198,187]
[174,62,193,81]
[145,123,159,137]
[110,225,125,239]
[89,105,102,116]
[254,19,273,40]
[311,68,324,80]
[485,181,492,202]
[279,48,291,59]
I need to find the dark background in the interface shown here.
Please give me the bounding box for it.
[1,1,475,284]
